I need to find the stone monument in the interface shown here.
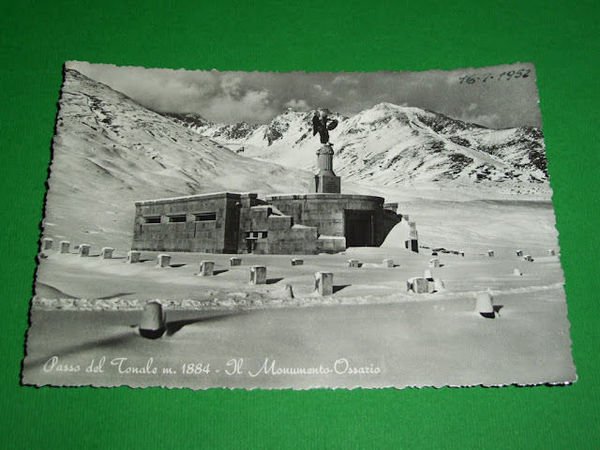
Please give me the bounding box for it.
[311,109,341,193]
[132,109,403,255]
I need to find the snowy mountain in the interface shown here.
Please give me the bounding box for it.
[43,69,310,248]
[176,102,548,190]
[43,68,551,250]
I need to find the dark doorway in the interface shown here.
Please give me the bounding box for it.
[344,210,374,246]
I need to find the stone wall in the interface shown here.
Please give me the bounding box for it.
[132,192,401,254]
[266,224,318,254]
[316,235,346,253]
[132,192,241,253]
[266,193,399,247]
[251,210,319,254]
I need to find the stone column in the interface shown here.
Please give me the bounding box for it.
[317,145,335,175]
[429,258,440,268]
[250,266,267,284]
[314,272,333,296]
[406,221,419,253]
[407,277,429,293]
[157,254,171,268]
[127,250,141,263]
[139,301,166,339]
[405,239,419,253]
[476,291,495,318]
[60,241,71,254]
[199,261,215,276]
[311,144,341,193]
[408,221,418,240]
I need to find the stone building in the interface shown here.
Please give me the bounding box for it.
[132,143,409,255]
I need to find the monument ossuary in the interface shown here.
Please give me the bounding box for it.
[131,109,416,255]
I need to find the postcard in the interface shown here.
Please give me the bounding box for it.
[22,62,576,389]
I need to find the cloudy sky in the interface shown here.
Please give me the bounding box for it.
[67,61,541,129]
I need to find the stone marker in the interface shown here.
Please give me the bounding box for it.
[284,284,295,299]
[408,222,419,240]
[101,247,114,259]
[429,258,440,268]
[548,249,556,256]
[348,259,361,268]
[423,269,433,280]
[405,239,419,253]
[476,291,495,318]
[516,250,523,257]
[487,250,495,257]
[315,271,334,296]
[78,244,90,257]
[127,250,141,263]
[523,255,534,262]
[291,258,304,266]
[459,250,465,257]
[250,266,267,284]
[59,240,70,254]
[199,260,215,276]
[230,257,242,266]
[407,277,430,294]
[382,258,394,268]
[513,268,523,276]
[42,238,53,250]
[432,278,445,292]
[156,254,171,268]
[139,301,166,339]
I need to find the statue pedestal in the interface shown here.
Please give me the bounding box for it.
[312,174,341,193]
[311,144,341,193]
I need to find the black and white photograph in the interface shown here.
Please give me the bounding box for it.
[22,61,576,389]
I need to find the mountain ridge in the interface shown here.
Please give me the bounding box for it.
[163,101,548,192]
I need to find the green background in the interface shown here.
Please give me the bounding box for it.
[1,0,598,448]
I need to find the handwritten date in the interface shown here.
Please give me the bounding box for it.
[458,68,531,85]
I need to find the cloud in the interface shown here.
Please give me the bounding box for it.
[204,89,275,123]
[332,75,359,86]
[220,75,243,98]
[284,99,310,111]
[312,84,332,97]
[461,113,502,128]
[457,102,501,128]
[66,61,541,128]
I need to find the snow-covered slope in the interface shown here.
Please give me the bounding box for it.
[44,69,310,248]
[181,102,549,194]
